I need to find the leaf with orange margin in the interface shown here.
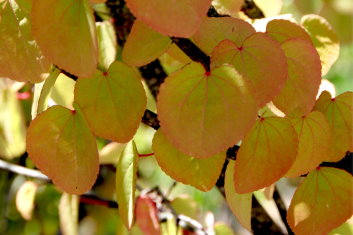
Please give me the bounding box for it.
[285,111,331,177]
[234,117,298,193]
[287,167,353,235]
[224,160,252,232]
[26,104,99,194]
[122,20,171,66]
[152,130,226,191]
[211,33,288,107]
[272,39,321,117]
[0,0,50,83]
[135,195,160,235]
[192,17,255,55]
[157,62,257,158]
[125,0,212,37]
[32,0,98,77]
[313,91,353,162]
[74,61,146,143]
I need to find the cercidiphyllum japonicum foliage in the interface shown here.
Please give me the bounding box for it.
[0,0,352,234]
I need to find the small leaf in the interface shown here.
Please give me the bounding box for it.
[214,222,236,235]
[253,0,283,17]
[157,63,257,158]
[152,130,225,191]
[224,160,252,232]
[287,167,353,235]
[99,142,127,164]
[122,20,171,66]
[59,193,79,235]
[27,105,99,194]
[135,195,161,235]
[51,73,76,109]
[171,196,199,220]
[313,91,353,162]
[74,61,147,143]
[116,141,139,229]
[234,117,298,193]
[96,21,117,70]
[16,181,38,220]
[212,0,243,17]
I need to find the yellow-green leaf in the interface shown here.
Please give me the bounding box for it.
[96,21,117,70]
[234,117,298,193]
[59,193,79,235]
[116,141,139,230]
[152,130,225,191]
[74,61,147,143]
[157,63,257,158]
[16,181,38,220]
[286,111,331,177]
[313,91,353,162]
[27,105,99,194]
[32,0,98,77]
[212,0,243,17]
[287,167,353,235]
[253,0,283,17]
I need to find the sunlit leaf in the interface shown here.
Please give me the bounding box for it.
[286,111,331,177]
[253,0,283,17]
[116,141,138,229]
[122,20,171,66]
[266,19,312,43]
[135,195,161,235]
[16,181,38,220]
[272,39,322,116]
[224,160,252,231]
[51,73,76,109]
[313,91,353,162]
[59,193,79,235]
[0,0,50,83]
[211,33,288,107]
[157,63,257,158]
[287,167,353,235]
[193,17,255,54]
[74,61,146,143]
[234,117,298,193]
[301,14,340,75]
[96,21,117,70]
[126,0,212,37]
[99,142,127,164]
[152,130,225,191]
[32,0,98,77]
[27,104,99,194]
[212,0,243,17]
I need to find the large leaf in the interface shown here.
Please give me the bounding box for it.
[74,61,146,143]
[0,0,50,82]
[313,91,353,162]
[287,167,353,235]
[301,14,340,76]
[152,130,225,191]
[285,111,331,177]
[125,0,212,37]
[135,195,161,235]
[234,117,298,193]
[26,104,99,194]
[32,0,98,77]
[116,141,138,229]
[224,160,252,231]
[157,63,257,158]
[211,32,288,107]
[122,20,171,66]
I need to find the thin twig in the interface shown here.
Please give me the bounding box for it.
[0,159,50,181]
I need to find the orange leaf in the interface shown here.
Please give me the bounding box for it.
[234,117,298,193]
[135,195,161,235]
[287,167,353,235]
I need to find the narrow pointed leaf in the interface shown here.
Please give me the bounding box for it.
[234,117,298,193]
[59,193,79,235]
[75,61,147,143]
[266,19,312,43]
[96,21,117,70]
[27,105,99,194]
[152,130,225,191]
[287,167,353,235]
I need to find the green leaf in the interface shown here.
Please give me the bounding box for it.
[214,223,236,235]
[157,63,257,158]
[0,0,50,82]
[74,61,147,143]
[122,20,171,66]
[152,130,225,191]
[59,193,79,235]
[51,73,76,109]
[32,0,98,77]
[234,117,298,193]
[96,21,117,70]
[212,0,243,17]
[26,104,99,194]
[287,167,353,235]
[116,141,139,229]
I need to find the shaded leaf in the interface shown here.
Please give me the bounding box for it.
[59,193,79,235]
[16,181,38,220]
[99,142,127,164]
[96,21,117,70]
[135,195,161,235]
[171,196,199,220]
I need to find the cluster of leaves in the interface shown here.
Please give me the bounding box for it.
[0,0,352,234]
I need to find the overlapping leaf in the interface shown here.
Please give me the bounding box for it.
[313,91,353,162]
[157,63,257,158]
[287,167,353,235]
[152,130,225,191]
[125,0,212,37]
[211,32,288,107]
[253,0,283,17]
[74,61,146,143]
[26,105,99,194]
[96,21,117,70]
[212,0,243,17]
[32,0,98,77]
[135,195,161,235]
[266,19,312,43]
[59,193,79,235]
[285,111,331,177]
[234,117,298,193]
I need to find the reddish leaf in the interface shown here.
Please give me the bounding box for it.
[135,195,161,235]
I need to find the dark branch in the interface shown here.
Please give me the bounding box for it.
[139,59,167,98]
[207,6,229,17]
[241,0,265,19]
[141,109,160,130]
[273,188,295,235]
